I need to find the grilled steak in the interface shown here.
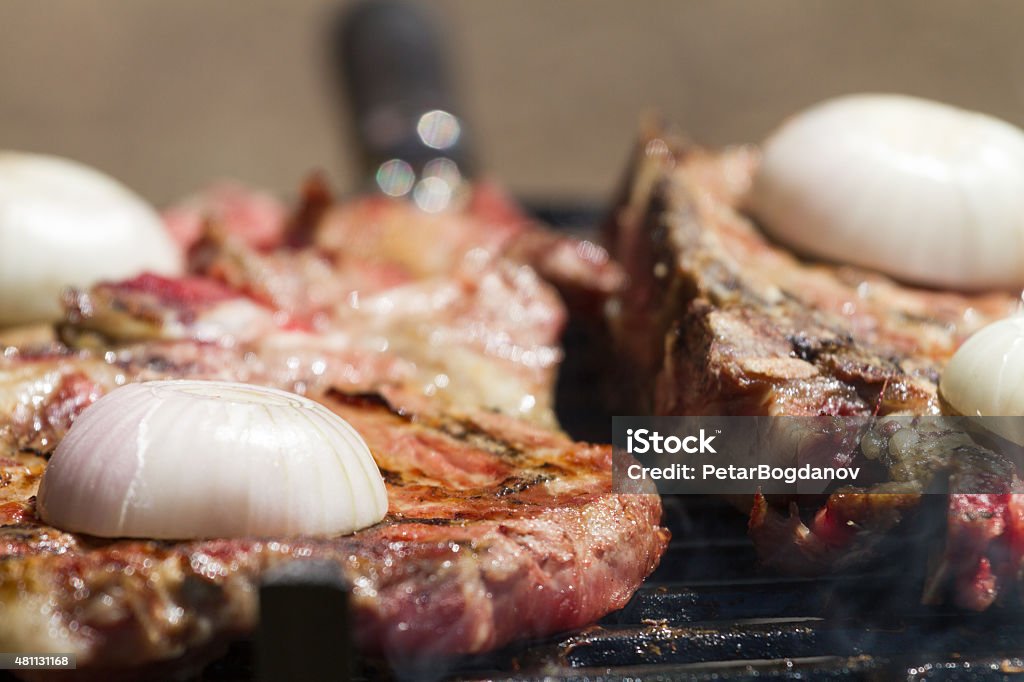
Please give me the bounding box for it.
[604,127,1017,418]
[0,379,665,676]
[603,125,1022,608]
[0,185,666,678]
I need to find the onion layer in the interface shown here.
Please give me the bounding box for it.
[37,381,388,539]
[0,152,182,326]
[747,94,1024,291]
[939,316,1024,445]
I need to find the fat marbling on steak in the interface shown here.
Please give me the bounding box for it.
[603,124,1024,610]
[0,183,666,678]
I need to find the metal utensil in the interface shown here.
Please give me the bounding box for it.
[334,0,473,211]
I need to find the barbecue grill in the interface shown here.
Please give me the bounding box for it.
[120,499,1024,681]
[2,185,1020,680]
[83,211,1024,681]
[2,210,1021,681]
[252,205,1024,681]
[187,500,1024,682]
[4,5,1022,680]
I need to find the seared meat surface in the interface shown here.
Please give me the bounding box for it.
[605,129,1016,418]
[0,184,665,678]
[604,126,1022,609]
[0,380,665,672]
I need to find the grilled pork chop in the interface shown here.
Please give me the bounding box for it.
[0,185,666,678]
[603,125,1023,609]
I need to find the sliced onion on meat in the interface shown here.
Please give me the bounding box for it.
[748,94,1024,291]
[0,152,182,326]
[940,316,1024,445]
[37,380,388,539]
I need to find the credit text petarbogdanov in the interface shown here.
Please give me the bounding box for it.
[623,428,861,484]
[625,462,861,484]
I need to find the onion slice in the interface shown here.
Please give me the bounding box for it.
[939,316,1024,445]
[747,94,1024,291]
[37,380,388,539]
[0,152,182,326]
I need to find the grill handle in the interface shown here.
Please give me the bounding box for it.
[334,0,474,205]
[257,560,352,682]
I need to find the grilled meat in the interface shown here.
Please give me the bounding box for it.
[748,416,1023,608]
[605,128,1016,418]
[604,125,1023,608]
[0,185,665,677]
[164,178,623,312]
[0,377,665,673]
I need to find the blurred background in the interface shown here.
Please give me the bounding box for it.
[3,0,1024,205]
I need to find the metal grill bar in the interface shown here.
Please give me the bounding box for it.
[456,656,1024,682]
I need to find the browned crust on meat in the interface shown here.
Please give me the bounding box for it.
[604,127,1018,418]
[0,368,667,678]
[0,182,662,677]
[604,125,1024,608]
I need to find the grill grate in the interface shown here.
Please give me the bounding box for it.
[374,497,1024,682]
[192,498,1024,682]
